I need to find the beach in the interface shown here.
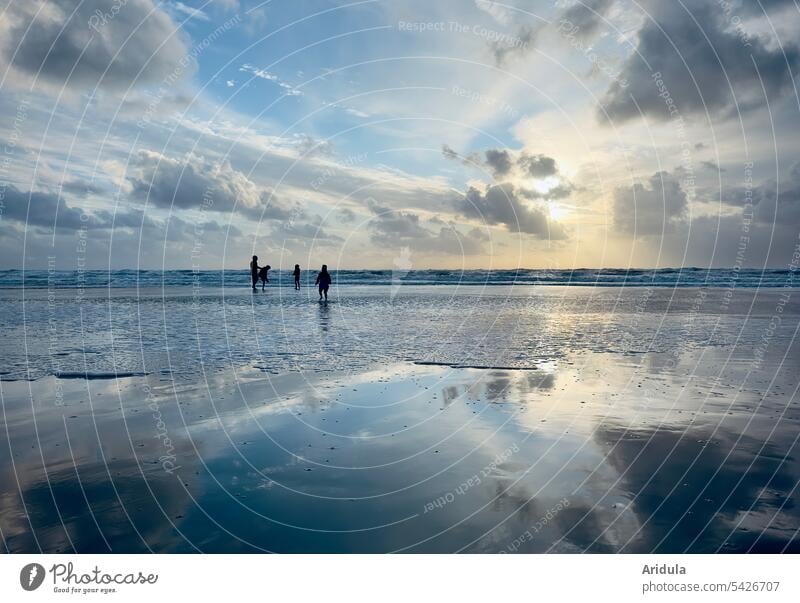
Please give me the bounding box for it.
[1,284,799,553]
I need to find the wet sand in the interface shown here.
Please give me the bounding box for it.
[2,354,799,552]
[1,286,799,552]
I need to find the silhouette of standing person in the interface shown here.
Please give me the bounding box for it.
[258,264,271,291]
[315,264,332,301]
[250,255,259,291]
[293,264,301,290]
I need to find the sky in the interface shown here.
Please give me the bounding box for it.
[1,0,799,270]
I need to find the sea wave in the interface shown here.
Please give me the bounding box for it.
[0,268,796,289]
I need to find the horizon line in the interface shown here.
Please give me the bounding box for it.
[1,266,791,272]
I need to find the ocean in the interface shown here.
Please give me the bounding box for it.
[1,267,797,289]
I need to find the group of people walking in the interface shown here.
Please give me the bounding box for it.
[250,256,332,300]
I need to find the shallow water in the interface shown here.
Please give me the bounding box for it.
[1,285,797,381]
[1,286,799,552]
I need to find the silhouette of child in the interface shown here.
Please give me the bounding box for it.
[315,264,332,300]
[293,264,301,290]
[258,265,271,291]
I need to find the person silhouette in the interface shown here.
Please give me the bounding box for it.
[293,264,301,290]
[250,255,259,291]
[315,264,332,301]
[258,264,271,291]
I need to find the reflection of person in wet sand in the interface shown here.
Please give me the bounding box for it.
[318,297,330,332]
[258,264,271,291]
[315,264,332,301]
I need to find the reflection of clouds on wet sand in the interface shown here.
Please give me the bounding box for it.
[0,458,194,553]
[2,334,799,552]
[590,424,800,552]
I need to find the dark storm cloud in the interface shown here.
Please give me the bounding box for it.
[0,0,191,93]
[600,2,800,122]
[460,183,566,238]
[128,151,303,221]
[613,171,688,236]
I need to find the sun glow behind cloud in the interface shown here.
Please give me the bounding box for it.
[547,202,570,221]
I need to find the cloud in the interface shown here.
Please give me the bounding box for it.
[0,0,191,94]
[338,208,357,223]
[487,0,612,65]
[444,145,563,182]
[367,202,488,255]
[240,64,302,96]
[485,149,514,177]
[345,107,370,118]
[518,152,558,178]
[700,160,726,172]
[474,0,514,26]
[127,151,303,221]
[442,144,459,161]
[492,25,537,65]
[269,219,344,245]
[600,2,800,122]
[1,186,86,231]
[460,183,567,238]
[212,0,240,10]
[558,0,614,40]
[0,185,157,232]
[613,171,688,236]
[0,208,243,270]
[60,180,107,197]
[295,134,334,158]
[441,144,482,168]
[712,162,800,221]
[746,162,800,225]
[519,182,574,200]
[170,1,210,21]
